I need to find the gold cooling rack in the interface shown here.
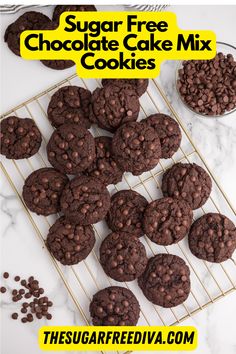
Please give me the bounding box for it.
[1,74,236,354]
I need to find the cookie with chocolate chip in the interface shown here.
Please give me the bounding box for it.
[106,190,148,237]
[22,168,69,216]
[144,197,193,245]
[90,84,140,132]
[47,123,95,175]
[112,121,161,175]
[90,286,140,326]
[0,116,42,159]
[85,136,123,186]
[162,162,212,210]
[138,254,191,307]
[47,85,91,129]
[4,11,50,56]
[60,175,110,225]
[100,232,148,282]
[40,21,75,70]
[53,5,97,23]
[46,216,95,265]
[102,79,149,97]
[144,114,182,158]
[189,213,236,263]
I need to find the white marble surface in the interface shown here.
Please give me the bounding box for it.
[1,5,236,354]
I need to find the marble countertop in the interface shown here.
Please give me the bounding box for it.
[1,5,236,354]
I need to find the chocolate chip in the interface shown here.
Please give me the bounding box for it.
[0,287,6,293]
[12,313,18,320]
[3,272,9,279]
[177,53,236,116]
[14,276,20,282]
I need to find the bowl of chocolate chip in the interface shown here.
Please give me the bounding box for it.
[176,42,236,117]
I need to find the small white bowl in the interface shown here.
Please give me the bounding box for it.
[176,41,236,119]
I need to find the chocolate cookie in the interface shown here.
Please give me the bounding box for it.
[0,116,42,159]
[4,11,50,56]
[144,197,193,245]
[138,254,191,307]
[189,213,236,263]
[106,190,148,237]
[85,136,123,186]
[90,84,140,132]
[112,121,161,175]
[102,79,149,97]
[46,216,95,265]
[162,162,212,210]
[100,232,148,282]
[90,286,140,326]
[53,5,97,23]
[60,175,110,224]
[144,114,182,158]
[40,22,75,70]
[47,85,91,129]
[47,123,95,175]
[22,168,69,216]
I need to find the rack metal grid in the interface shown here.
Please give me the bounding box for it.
[1,74,236,353]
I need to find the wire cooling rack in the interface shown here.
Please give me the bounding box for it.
[1,74,236,353]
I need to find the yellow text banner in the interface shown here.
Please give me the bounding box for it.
[39,326,197,351]
[20,12,216,78]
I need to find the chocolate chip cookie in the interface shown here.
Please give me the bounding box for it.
[90,84,140,132]
[22,168,69,216]
[112,121,161,175]
[138,254,191,307]
[53,5,97,23]
[100,232,148,282]
[90,286,140,326]
[40,21,75,70]
[189,213,236,263]
[102,79,149,97]
[47,85,92,129]
[144,197,193,245]
[85,136,123,186]
[144,114,182,158]
[46,216,95,265]
[47,123,95,175]
[0,116,42,159]
[162,162,212,210]
[106,190,148,237]
[4,11,50,56]
[60,175,110,225]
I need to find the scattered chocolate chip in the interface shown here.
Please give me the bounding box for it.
[12,313,18,320]
[0,286,6,293]
[27,314,34,322]
[20,280,27,287]
[1,272,53,323]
